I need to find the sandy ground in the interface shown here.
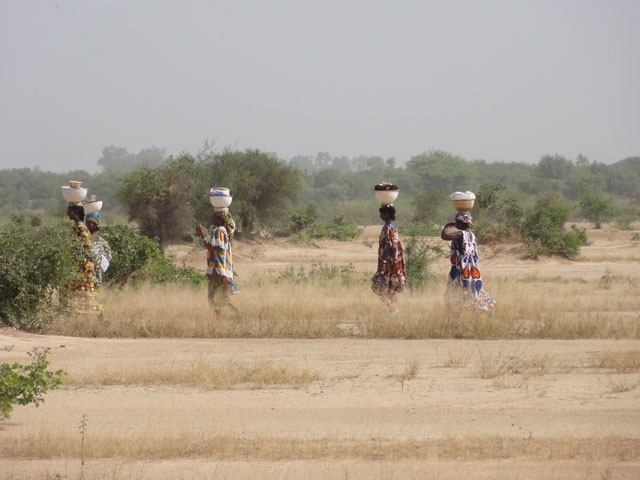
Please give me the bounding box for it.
[1,224,639,479]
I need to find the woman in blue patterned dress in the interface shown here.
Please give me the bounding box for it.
[441,211,496,310]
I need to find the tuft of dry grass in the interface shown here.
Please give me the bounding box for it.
[387,357,423,389]
[1,430,638,462]
[63,356,319,390]
[436,349,470,368]
[603,375,638,394]
[587,351,640,373]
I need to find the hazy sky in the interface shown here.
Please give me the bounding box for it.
[1,0,639,172]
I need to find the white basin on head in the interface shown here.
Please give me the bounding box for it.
[62,186,88,204]
[375,190,398,205]
[83,200,103,214]
[210,195,232,209]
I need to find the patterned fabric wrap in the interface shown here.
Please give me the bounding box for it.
[456,211,473,225]
[86,213,100,225]
[92,235,112,288]
[61,222,101,314]
[446,229,496,310]
[371,223,407,297]
[213,210,235,242]
[206,225,239,296]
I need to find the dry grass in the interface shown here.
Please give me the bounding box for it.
[387,357,423,389]
[1,429,638,462]
[435,348,470,368]
[45,266,640,340]
[63,356,318,390]
[602,375,639,394]
[587,351,640,373]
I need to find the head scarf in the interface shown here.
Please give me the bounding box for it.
[455,211,473,226]
[213,210,235,241]
[85,213,100,226]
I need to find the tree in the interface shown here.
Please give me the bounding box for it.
[536,154,574,180]
[117,155,195,251]
[195,149,301,231]
[406,150,474,191]
[579,190,615,228]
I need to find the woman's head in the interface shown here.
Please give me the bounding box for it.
[212,210,235,241]
[86,214,100,233]
[379,205,396,222]
[67,205,85,222]
[455,211,472,229]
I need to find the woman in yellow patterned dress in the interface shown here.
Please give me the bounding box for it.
[61,205,101,314]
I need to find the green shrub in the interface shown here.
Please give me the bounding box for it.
[0,349,64,419]
[579,189,615,228]
[523,194,587,259]
[275,203,361,242]
[615,215,636,231]
[101,224,163,285]
[267,263,357,285]
[403,232,443,290]
[473,183,526,243]
[101,224,205,286]
[0,220,79,330]
[130,257,205,286]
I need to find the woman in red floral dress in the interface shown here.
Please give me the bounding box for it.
[371,205,407,316]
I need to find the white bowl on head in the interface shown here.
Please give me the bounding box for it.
[62,186,88,204]
[68,180,83,188]
[375,190,399,205]
[210,195,232,209]
[83,200,103,214]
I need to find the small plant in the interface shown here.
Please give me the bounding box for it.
[632,233,640,242]
[79,413,88,479]
[403,232,443,290]
[388,357,422,391]
[604,375,637,394]
[0,349,65,419]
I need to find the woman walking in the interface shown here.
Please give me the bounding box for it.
[441,211,496,310]
[196,210,239,317]
[85,213,111,311]
[371,205,407,316]
[61,205,101,314]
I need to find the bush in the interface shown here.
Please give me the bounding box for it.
[523,194,587,259]
[403,232,443,290]
[579,190,615,228]
[473,183,526,243]
[0,349,64,419]
[102,224,205,286]
[130,257,205,286]
[0,219,79,330]
[277,204,361,242]
[101,224,161,285]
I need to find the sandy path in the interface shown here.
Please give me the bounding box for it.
[1,331,639,479]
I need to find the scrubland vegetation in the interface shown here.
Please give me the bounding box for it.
[1,148,640,479]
